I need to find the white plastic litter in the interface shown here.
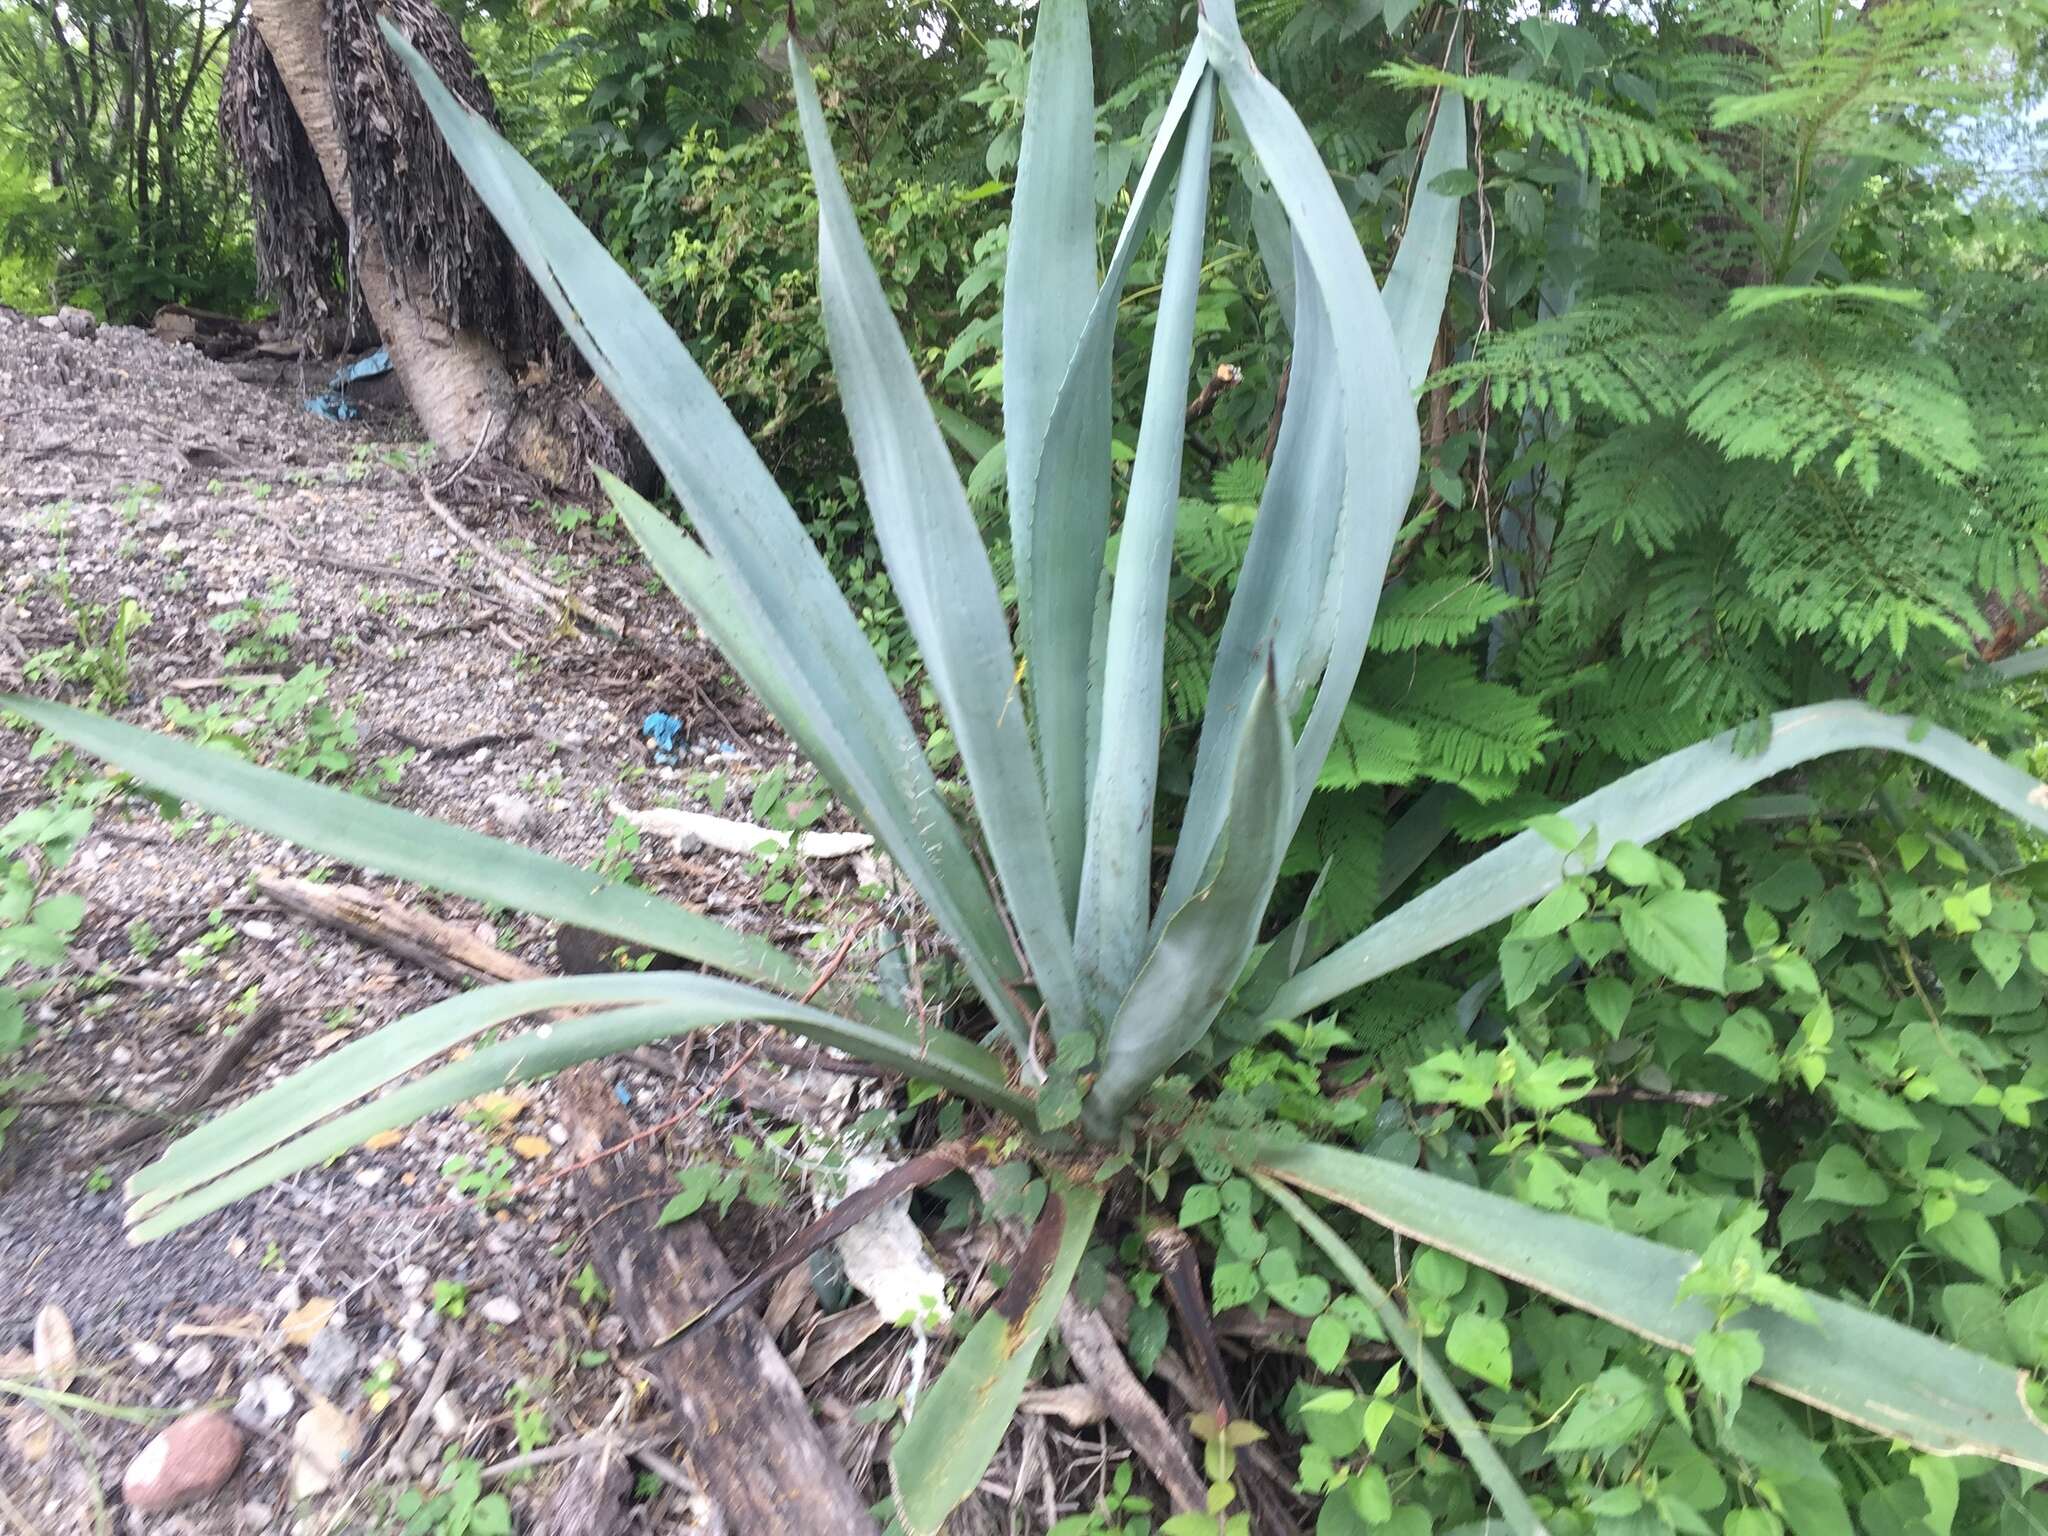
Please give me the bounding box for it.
[831,1153,951,1331]
[610,801,874,861]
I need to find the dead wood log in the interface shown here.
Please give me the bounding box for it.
[153,303,270,359]
[558,1067,880,1535]
[250,869,540,986]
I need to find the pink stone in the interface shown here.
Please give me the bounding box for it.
[122,1409,246,1513]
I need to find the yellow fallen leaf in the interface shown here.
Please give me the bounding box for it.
[510,1135,552,1162]
[362,1129,403,1151]
[281,1297,338,1348]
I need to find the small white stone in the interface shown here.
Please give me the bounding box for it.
[129,1339,163,1368]
[478,1296,521,1327]
[396,1264,429,1296]
[546,1122,567,1147]
[235,1372,294,1426]
[275,1280,302,1313]
[396,1334,427,1368]
[353,1167,387,1188]
[171,1343,216,1381]
[110,1045,133,1067]
[430,1393,465,1437]
[241,920,277,942]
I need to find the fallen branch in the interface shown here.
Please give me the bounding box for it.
[560,1068,878,1533]
[78,1001,283,1163]
[251,870,541,988]
[420,481,625,638]
[1057,1299,1208,1517]
[480,1415,678,1483]
[386,1345,459,1474]
[383,727,533,760]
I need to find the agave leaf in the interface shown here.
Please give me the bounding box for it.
[599,474,1029,1042]
[1255,1140,2048,1472]
[1989,647,2048,682]
[1002,0,1096,630]
[1274,700,2048,1020]
[1197,0,1425,830]
[2,695,830,1001]
[930,400,999,464]
[1254,1174,1551,1535]
[1157,247,1341,921]
[377,25,1026,1034]
[1085,667,1290,1135]
[129,972,1026,1223]
[598,475,814,753]
[1382,93,1466,391]
[1166,13,1457,919]
[1243,154,1296,337]
[789,43,1084,1040]
[1029,48,1214,924]
[889,1171,1104,1535]
[134,978,1035,1242]
[1075,74,1219,1014]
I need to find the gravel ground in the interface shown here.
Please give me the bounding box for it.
[0,308,917,1531]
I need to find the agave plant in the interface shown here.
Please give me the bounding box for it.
[11,1,2048,1529]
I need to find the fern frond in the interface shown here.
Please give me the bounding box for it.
[1164,611,1214,727]
[1318,704,1423,791]
[1174,497,1254,598]
[1708,4,2011,161]
[1367,653,1557,790]
[1340,975,1463,1072]
[1568,422,1719,558]
[1724,468,1984,656]
[1380,64,1739,191]
[1369,578,1520,652]
[1284,788,1385,940]
[1444,790,1562,844]
[1431,295,1697,424]
[1688,294,1983,493]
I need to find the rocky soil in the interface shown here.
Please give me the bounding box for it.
[0,309,964,1532]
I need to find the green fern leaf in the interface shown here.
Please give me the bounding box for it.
[1369,579,1521,652]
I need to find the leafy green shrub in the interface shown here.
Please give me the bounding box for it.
[10,4,2048,1533]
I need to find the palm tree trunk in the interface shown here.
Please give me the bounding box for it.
[247,0,512,459]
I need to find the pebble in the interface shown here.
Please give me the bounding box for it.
[353,1167,387,1187]
[236,1499,274,1530]
[430,1393,466,1438]
[484,791,543,835]
[302,1327,359,1400]
[122,1410,245,1513]
[396,1333,428,1368]
[290,1401,361,1500]
[241,919,276,942]
[546,1122,568,1147]
[396,1264,429,1296]
[171,1343,216,1382]
[110,1045,133,1066]
[235,1373,295,1427]
[129,1339,164,1369]
[479,1295,522,1327]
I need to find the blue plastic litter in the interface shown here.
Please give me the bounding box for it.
[304,347,393,421]
[614,1083,632,1105]
[642,710,685,766]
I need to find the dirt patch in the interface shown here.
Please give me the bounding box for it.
[0,310,914,1530]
